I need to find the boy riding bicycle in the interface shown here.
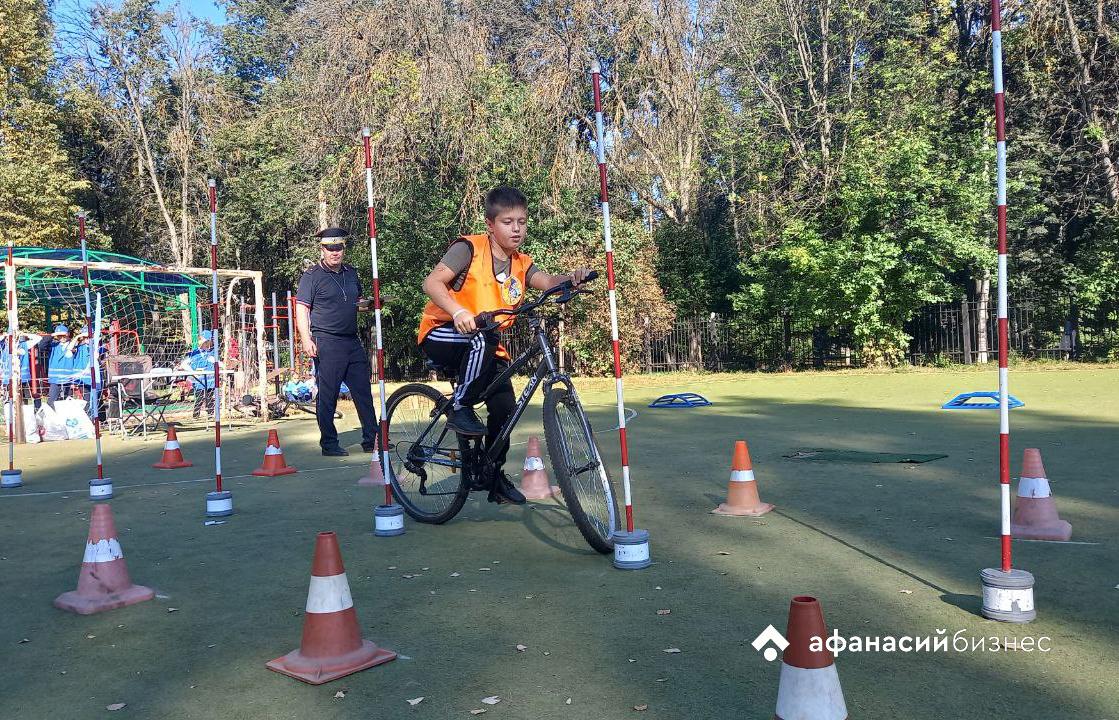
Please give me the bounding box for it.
[418,186,591,505]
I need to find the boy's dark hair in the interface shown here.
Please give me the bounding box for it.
[484,186,528,221]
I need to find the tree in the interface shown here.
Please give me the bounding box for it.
[0,0,85,246]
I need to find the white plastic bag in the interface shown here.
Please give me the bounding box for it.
[23,403,40,444]
[36,404,69,442]
[3,402,40,443]
[55,398,95,440]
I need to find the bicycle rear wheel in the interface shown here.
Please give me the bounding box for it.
[542,385,619,554]
[384,383,469,523]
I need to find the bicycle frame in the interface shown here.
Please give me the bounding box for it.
[405,314,572,483]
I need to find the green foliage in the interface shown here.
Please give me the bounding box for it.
[7,0,1116,368]
[0,0,86,246]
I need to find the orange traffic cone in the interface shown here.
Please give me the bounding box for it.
[520,436,559,500]
[1011,448,1072,541]
[152,425,192,469]
[357,454,386,487]
[774,596,847,720]
[713,440,774,516]
[54,504,154,615]
[253,429,297,477]
[267,531,396,684]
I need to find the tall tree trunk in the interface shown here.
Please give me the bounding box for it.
[975,274,990,364]
[1061,0,1119,206]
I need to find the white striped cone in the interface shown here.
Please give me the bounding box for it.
[520,436,559,500]
[357,454,386,487]
[54,504,154,615]
[253,429,296,476]
[266,531,395,684]
[153,426,192,469]
[714,440,773,516]
[1011,448,1071,541]
[775,596,847,720]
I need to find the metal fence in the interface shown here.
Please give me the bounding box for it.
[379,298,1113,380]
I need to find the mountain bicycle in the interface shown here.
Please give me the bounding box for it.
[382,273,619,553]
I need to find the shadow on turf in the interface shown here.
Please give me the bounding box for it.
[449,494,598,557]
[610,392,1119,639]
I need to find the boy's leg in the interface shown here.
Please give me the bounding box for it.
[48,382,61,409]
[341,337,378,450]
[422,325,491,435]
[421,325,469,371]
[483,362,523,504]
[453,331,499,410]
[484,367,516,471]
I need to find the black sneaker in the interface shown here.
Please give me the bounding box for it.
[321,446,349,457]
[489,471,526,505]
[361,443,377,453]
[448,407,486,436]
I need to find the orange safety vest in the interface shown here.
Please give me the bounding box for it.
[417,234,533,351]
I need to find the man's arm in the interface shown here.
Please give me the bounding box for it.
[295,270,318,357]
[423,264,477,334]
[295,303,317,357]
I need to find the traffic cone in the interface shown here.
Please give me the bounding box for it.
[152,425,192,469]
[267,531,397,684]
[54,504,154,615]
[357,454,386,487]
[713,440,774,516]
[1011,448,1072,541]
[520,436,559,500]
[253,429,297,476]
[775,595,847,720]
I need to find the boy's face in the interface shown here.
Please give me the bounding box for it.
[486,206,528,253]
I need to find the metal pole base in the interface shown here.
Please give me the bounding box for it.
[1,468,22,488]
[373,504,405,537]
[613,529,652,570]
[89,477,113,500]
[980,567,1036,623]
[206,490,233,517]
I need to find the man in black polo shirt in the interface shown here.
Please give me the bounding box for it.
[295,227,378,456]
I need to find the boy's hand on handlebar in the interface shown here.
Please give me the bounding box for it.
[570,268,594,285]
[453,309,478,334]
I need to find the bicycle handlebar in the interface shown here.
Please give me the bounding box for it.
[473,270,599,331]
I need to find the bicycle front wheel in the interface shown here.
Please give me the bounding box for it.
[542,385,619,554]
[384,383,469,523]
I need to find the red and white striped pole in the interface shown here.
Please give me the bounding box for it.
[1,246,22,488]
[205,179,232,518]
[78,214,112,500]
[591,60,649,569]
[363,128,405,537]
[980,0,1035,623]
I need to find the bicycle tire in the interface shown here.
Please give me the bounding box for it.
[384,383,469,523]
[542,385,619,554]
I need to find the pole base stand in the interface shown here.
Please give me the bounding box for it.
[613,529,651,570]
[206,490,233,517]
[89,477,113,500]
[980,567,1036,623]
[374,504,405,537]
[1,468,23,488]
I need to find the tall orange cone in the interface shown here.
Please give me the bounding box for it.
[54,504,154,615]
[267,531,396,684]
[152,425,192,469]
[713,440,773,516]
[774,596,847,720]
[520,436,559,500]
[357,454,386,487]
[253,429,297,476]
[1011,448,1072,541]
